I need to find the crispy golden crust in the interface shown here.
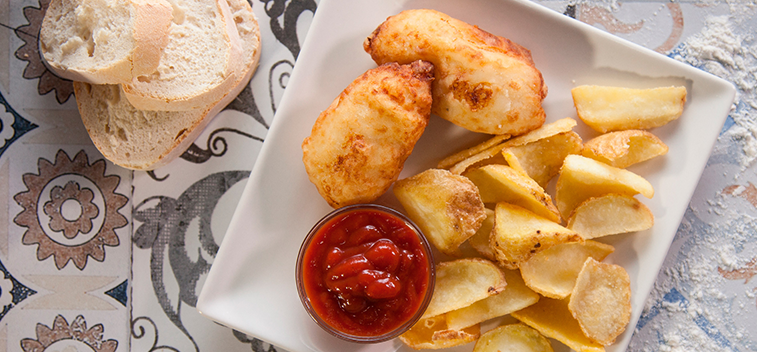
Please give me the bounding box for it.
[364,9,547,135]
[302,61,434,208]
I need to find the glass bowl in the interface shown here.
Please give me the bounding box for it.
[295,204,435,343]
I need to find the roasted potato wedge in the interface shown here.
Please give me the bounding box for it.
[446,118,578,175]
[567,194,654,239]
[446,268,539,331]
[464,164,560,223]
[490,203,583,269]
[569,258,632,346]
[400,314,480,350]
[438,134,511,170]
[512,297,605,352]
[520,241,615,299]
[423,258,507,319]
[449,143,509,175]
[503,130,583,188]
[500,117,577,148]
[572,85,686,133]
[555,155,654,219]
[467,208,497,260]
[581,130,668,168]
[365,9,547,135]
[473,323,554,352]
[394,169,486,256]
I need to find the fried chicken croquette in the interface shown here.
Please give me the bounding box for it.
[302,61,434,208]
[364,9,547,136]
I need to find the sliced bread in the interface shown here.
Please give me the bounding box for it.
[226,0,262,67]
[121,0,244,111]
[39,0,173,84]
[74,0,260,170]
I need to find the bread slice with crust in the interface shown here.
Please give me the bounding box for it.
[39,0,173,84]
[74,0,260,170]
[121,0,244,111]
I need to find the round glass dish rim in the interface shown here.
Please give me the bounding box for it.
[295,203,436,343]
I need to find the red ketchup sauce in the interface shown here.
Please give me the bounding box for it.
[297,205,434,341]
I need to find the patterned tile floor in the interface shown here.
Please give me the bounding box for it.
[0,0,755,351]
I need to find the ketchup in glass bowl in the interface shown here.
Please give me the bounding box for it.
[296,204,435,343]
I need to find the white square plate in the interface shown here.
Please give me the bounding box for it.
[197,0,735,351]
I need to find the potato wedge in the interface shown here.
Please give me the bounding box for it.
[582,130,668,168]
[438,134,511,169]
[512,297,605,352]
[423,258,507,319]
[449,143,509,175]
[464,164,560,223]
[520,241,615,299]
[503,130,583,188]
[446,268,539,331]
[467,208,496,260]
[569,258,632,346]
[555,155,653,219]
[394,169,487,256]
[567,194,654,239]
[400,314,480,350]
[473,323,554,352]
[447,118,578,175]
[490,203,583,269]
[572,85,686,133]
[501,117,578,148]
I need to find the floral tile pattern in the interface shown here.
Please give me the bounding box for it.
[0,0,755,351]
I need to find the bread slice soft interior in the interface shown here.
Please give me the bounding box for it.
[40,0,172,84]
[74,0,260,170]
[121,0,244,112]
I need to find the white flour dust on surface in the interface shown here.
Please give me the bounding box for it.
[633,207,757,351]
[627,4,757,352]
[671,10,757,170]
[567,0,620,11]
[629,180,757,351]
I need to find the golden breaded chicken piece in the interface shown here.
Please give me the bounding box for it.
[364,9,547,136]
[302,61,434,208]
